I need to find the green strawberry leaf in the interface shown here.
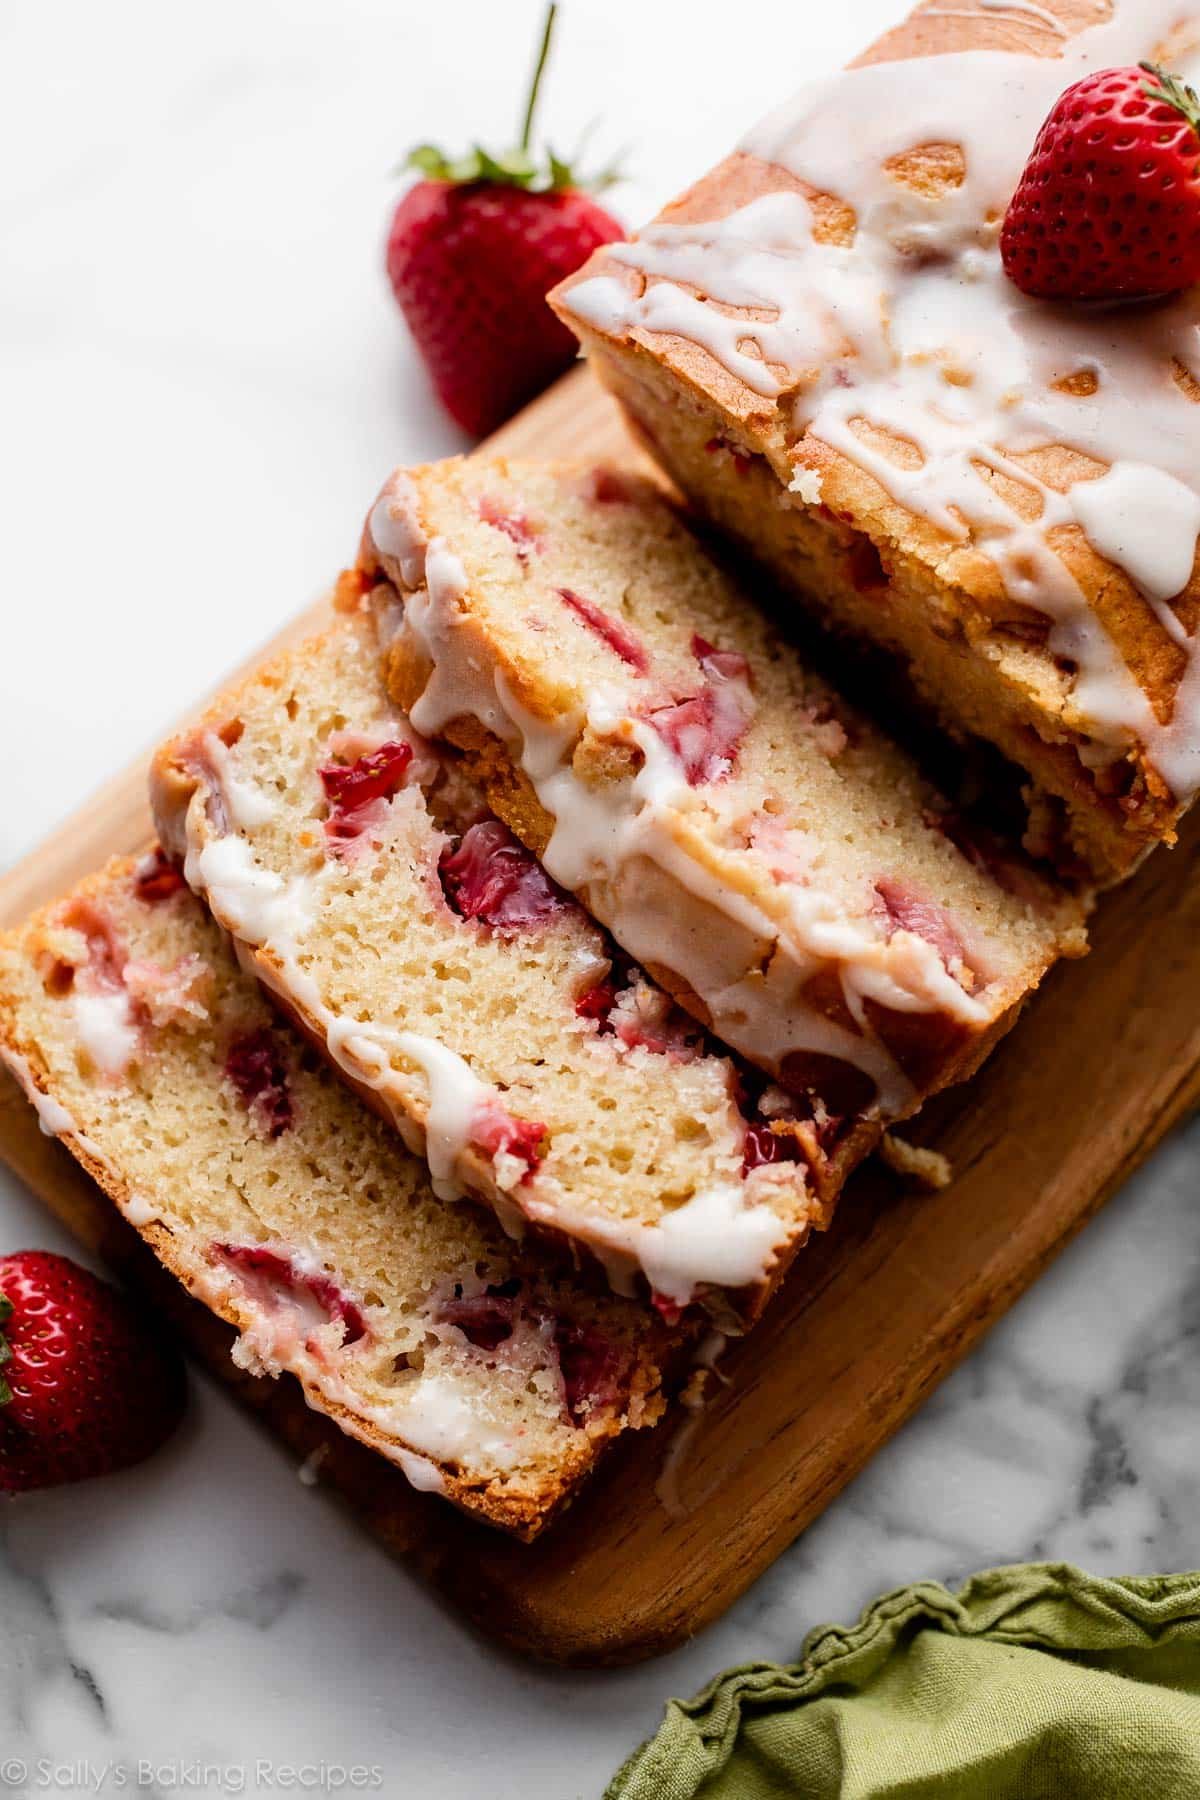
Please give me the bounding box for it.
[547,148,574,192]
[1141,63,1200,137]
[396,5,625,197]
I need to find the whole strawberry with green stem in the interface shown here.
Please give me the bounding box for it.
[386,3,624,437]
[0,1249,186,1492]
[1002,62,1200,303]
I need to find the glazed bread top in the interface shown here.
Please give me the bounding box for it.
[553,0,1200,826]
[361,457,1085,1143]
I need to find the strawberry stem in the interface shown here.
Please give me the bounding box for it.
[520,3,558,154]
[1140,62,1200,137]
[0,1289,12,1407]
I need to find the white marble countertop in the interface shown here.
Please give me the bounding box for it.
[3,3,1199,1795]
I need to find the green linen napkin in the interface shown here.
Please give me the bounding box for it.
[608,1563,1200,1800]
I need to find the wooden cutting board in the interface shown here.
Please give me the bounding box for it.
[4,366,1199,1668]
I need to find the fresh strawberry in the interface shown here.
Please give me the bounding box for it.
[0,1250,185,1492]
[1002,63,1200,302]
[385,3,623,436]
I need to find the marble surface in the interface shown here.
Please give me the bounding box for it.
[3,2,1200,1795]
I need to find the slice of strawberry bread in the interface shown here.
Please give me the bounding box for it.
[0,858,678,1539]
[149,603,820,1325]
[361,456,1089,1172]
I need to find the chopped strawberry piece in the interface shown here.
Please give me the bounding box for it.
[743,1122,804,1173]
[650,1291,684,1326]
[214,1243,369,1345]
[557,587,649,672]
[478,496,541,559]
[134,850,186,905]
[123,955,211,1030]
[691,635,751,686]
[319,741,413,850]
[647,634,753,785]
[704,435,754,474]
[847,538,886,592]
[438,1281,521,1351]
[575,977,618,1024]
[612,981,701,1061]
[587,468,634,505]
[553,1319,629,1426]
[61,900,127,993]
[224,1027,294,1138]
[874,879,970,976]
[471,1095,547,1175]
[439,819,570,932]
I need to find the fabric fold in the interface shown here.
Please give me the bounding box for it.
[608,1564,1200,1800]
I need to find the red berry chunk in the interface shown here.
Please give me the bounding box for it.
[134,850,186,904]
[574,977,618,1023]
[61,899,127,993]
[704,435,754,474]
[553,1319,629,1426]
[478,496,541,559]
[873,879,970,977]
[650,1291,684,1326]
[471,1095,548,1175]
[439,818,570,932]
[224,1027,294,1138]
[557,587,649,672]
[319,741,413,849]
[587,468,634,505]
[438,1279,521,1351]
[214,1243,369,1345]
[691,635,750,686]
[742,1122,804,1173]
[648,635,753,786]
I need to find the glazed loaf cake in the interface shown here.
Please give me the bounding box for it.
[0,858,677,1539]
[361,456,1087,1193]
[551,0,1200,885]
[150,604,820,1324]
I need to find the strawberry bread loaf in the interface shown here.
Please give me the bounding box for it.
[361,457,1088,1189]
[0,858,677,1538]
[551,0,1200,884]
[150,604,821,1325]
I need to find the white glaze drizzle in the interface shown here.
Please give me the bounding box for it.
[923,0,1070,32]
[368,490,1011,1121]
[201,732,277,829]
[379,1031,491,1199]
[524,1175,797,1306]
[0,1046,130,1197]
[393,1448,447,1494]
[186,817,798,1300]
[566,0,1200,798]
[165,652,823,1303]
[197,1258,511,1483]
[0,1046,78,1137]
[364,1373,524,1471]
[185,831,497,1204]
[68,988,140,1077]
